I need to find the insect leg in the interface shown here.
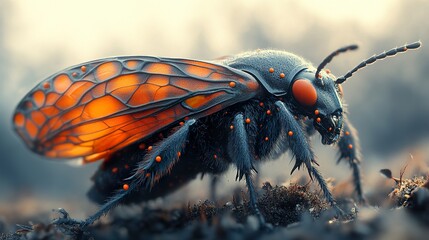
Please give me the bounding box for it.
[337,118,365,203]
[132,119,196,188]
[228,113,265,225]
[275,101,343,214]
[77,120,196,228]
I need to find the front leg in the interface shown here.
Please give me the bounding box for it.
[275,101,343,214]
[304,116,364,203]
[337,117,365,203]
[228,113,264,225]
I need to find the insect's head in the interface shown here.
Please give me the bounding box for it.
[289,67,344,145]
[288,41,421,145]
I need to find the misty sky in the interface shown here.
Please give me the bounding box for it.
[0,0,428,218]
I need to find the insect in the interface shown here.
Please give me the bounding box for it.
[13,41,421,227]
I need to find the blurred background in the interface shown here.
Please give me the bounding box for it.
[1,0,428,223]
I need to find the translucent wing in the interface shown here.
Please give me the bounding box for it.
[13,56,260,163]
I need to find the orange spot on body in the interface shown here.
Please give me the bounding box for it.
[72,72,78,77]
[245,118,251,124]
[229,82,236,88]
[328,127,333,132]
[259,102,264,107]
[95,61,121,81]
[230,125,234,130]
[155,156,162,162]
[213,154,217,159]
[148,146,153,151]
[112,167,118,173]
[348,144,353,149]
[325,69,331,74]
[316,117,321,123]
[314,109,320,115]
[43,82,50,89]
[288,131,294,136]
[345,131,350,136]
[81,66,87,72]
[177,152,181,157]
[266,110,271,115]
[280,73,285,78]
[265,137,269,141]
[179,121,184,126]
[123,184,129,191]
[269,68,274,73]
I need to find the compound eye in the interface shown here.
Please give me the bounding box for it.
[292,79,318,107]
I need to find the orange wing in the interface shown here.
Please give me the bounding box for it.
[13,56,260,163]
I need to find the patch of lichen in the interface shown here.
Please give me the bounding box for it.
[257,182,329,226]
[389,176,428,207]
[185,182,329,227]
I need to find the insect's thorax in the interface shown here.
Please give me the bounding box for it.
[223,49,312,96]
[188,96,286,166]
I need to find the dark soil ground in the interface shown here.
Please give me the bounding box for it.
[1,173,429,240]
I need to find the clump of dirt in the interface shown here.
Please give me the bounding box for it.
[5,176,429,240]
[0,182,336,240]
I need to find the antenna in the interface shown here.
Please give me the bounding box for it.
[315,45,358,79]
[336,41,422,84]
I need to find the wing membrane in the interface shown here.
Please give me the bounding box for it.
[13,56,260,162]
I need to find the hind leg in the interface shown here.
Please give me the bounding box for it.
[56,119,196,229]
